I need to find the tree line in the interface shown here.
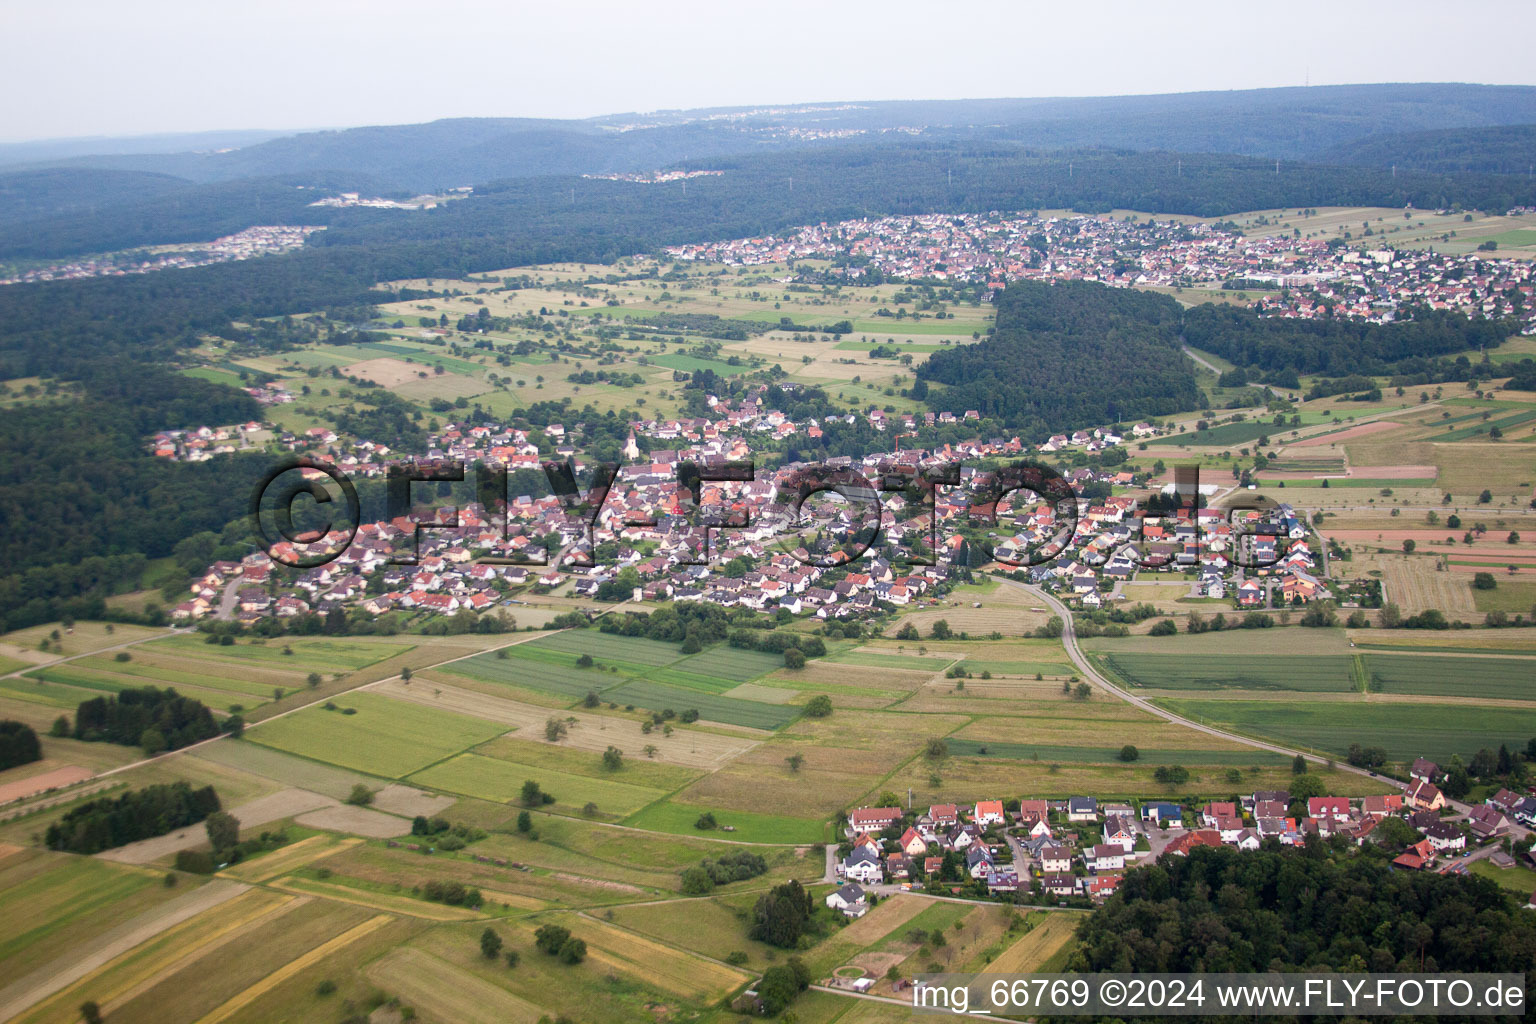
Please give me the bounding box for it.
[45,781,221,854]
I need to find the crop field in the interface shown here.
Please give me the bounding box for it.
[1153,698,1536,761]
[523,631,683,667]
[410,753,666,816]
[622,798,830,843]
[945,738,1290,765]
[670,646,783,682]
[601,679,799,730]
[1363,654,1536,700]
[1099,653,1357,692]
[443,648,628,700]
[150,634,407,672]
[250,691,506,776]
[365,947,547,1024]
[189,740,376,799]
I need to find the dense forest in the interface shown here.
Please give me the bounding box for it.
[0,720,41,770]
[1322,123,1536,176]
[73,686,220,752]
[917,281,1201,435]
[1070,845,1536,980]
[1182,303,1519,376]
[44,781,221,854]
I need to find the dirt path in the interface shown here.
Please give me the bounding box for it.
[0,878,248,1022]
[98,788,336,864]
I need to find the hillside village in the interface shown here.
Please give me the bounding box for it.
[828,758,1536,915]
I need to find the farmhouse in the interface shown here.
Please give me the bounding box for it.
[825,883,868,917]
[848,807,902,833]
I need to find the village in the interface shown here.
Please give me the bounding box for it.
[662,208,1536,331]
[161,390,1319,628]
[827,756,1536,919]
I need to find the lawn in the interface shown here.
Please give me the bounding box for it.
[622,798,829,844]
[1101,653,1357,692]
[410,753,666,817]
[249,691,506,776]
[602,679,800,730]
[1153,697,1536,762]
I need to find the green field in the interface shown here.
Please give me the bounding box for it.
[602,679,799,730]
[1364,654,1536,701]
[443,647,628,700]
[524,631,685,668]
[149,634,404,671]
[622,798,828,844]
[1153,698,1536,761]
[1101,653,1357,692]
[945,738,1290,765]
[669,646,784,682]
[411,753,666,816]
[250,691,506,776]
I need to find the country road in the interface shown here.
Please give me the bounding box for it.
[996,578,1516,831]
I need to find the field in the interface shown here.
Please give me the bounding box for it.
[411,753,667,817]
[1154,698,1536,761]
[1099,653,1358,692]
[249,690,507,776]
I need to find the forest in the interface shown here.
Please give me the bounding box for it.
[1070,845,1536,981]
[1182,303,1519,376]
[917,280,1201,434]
[44,781,221,855]
[73,686,221,752]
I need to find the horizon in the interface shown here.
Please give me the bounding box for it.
[4,0,1534,143]
[1,79,1532,149]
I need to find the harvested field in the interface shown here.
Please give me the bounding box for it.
[99,787,336,865]
[0,765,93,804]
[366,947,546,1024]
[1289,420,1401,446]
[567,916,750,1000]
[371,783,456,818]
[1379,555,1478,615]
[294,804,410,837]
[218,836,362,883]
[838,893,932,945]
[1349,465,1439,479]
[271,876,479,920]
[196,913,392,1024]
[373,677,757,768]
[984,913,1081,973]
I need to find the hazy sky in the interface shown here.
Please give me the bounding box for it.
[4,0,1534,142]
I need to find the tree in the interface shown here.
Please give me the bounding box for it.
[544,718,568,742]
[925,737,949,759]
[576,653,594,668]
[1402,539,1416,554]
[504,949,520,968]
[534,924,572,955]
[306,672,321,688]
[681,866,714,894]
[1118,744,1140,762]
[695,811,718,830]
[786,753,804,772]
[750,880,813,947]
[1510,531,1521,544]
[204,810,240,853]
[1372,815,1419,848]
[480,927,503,960]
[400,667,413,683]
[139,727,167,756]
[1292,753,1309,774]
[346,784,374,806]
[601,745,623,770]
[1479,489,1494,504]
[896,622,920,641]
[1149,618,1178,636]
[758,964,802,1015]
[224,714,244,738]
[1074,682,1092,700]
[50,715,70,738]
[520,780,544,806]
[81,1002,103,1024]
[783,647,806,669]
[558,936,587,963]
[929,619,953,640]
[516,810,532,833]
[582,690,600,708]
[1474,572,1497,590]
[803,695,833,718]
